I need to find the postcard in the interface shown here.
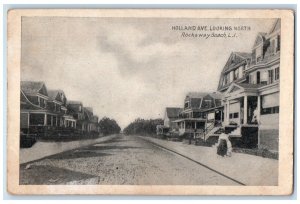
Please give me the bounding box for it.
[7,9,294,195]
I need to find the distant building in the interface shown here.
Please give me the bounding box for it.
[163,107,182,130]
[67,100,85,132]
[47,89,76,128]
[83,107,99,133]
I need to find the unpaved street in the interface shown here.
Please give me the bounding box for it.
[20,134,240,185]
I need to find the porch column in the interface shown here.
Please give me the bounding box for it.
[257,95,261,124]
[244,95,248,124]
[226,101,230,125]
[257,95,261,148]
[221,110,223,122]
[44,113,47,125]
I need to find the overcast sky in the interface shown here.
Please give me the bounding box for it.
[21,17,276,128]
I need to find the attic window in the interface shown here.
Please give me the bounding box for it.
[184,101,189,109]
[277,35,280,52]
[270,39,276,54]
[256,46,263,62]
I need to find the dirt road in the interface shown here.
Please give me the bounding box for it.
[20,134,240,185]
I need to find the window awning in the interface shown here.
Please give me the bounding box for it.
[262,92,279,108]
[229,102,240,113]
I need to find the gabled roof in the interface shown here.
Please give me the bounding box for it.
[67,100,82,105]
[48,89,66,102]
[165,107,182,118]
[269,19,281,34]
[208,92,222,100]
[225,82,265,95]
[21,81,48,96]
[83,107,93,120]
[252,32,267,48]
[186,92,208,99]
[222,52,251,73]
[20,90,46,110]
[85,107,93,113]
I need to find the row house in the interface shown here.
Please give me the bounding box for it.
[20,81,100,138]
[83,107,99,133]
[217,19,280,151]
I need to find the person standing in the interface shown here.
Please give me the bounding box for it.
[215,129,232,157]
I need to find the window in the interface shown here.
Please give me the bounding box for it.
[234,69,239,80]
[53,116,57,126]
[277,35,280,52]
[184,102,189,108]
[203,100,212,108]
[262,106,279,115]
[229,113,233,119]
[224,73,230,85]
[233,112,239,118]
[39,98,46,108]
[47,115,52,126]
[256,71,260,84]
[256,46,263,62]
[256,56,262,62]
[275,67,280,81]
[29,114,45,125]
[270,39,275,54]
[268,70,274,84]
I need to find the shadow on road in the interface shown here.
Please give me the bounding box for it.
[19,165,97,185]
[49,151,112,160]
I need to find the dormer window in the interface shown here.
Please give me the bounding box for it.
[277,35,280,52]
[184,101,189,109]
[234,69,239,80]
[256,45,263,62]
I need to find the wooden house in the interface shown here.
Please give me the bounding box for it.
[47,90,76,129]
[218,19,280,151]
[163,107,182,130]
[83,107,99,134]
[173,92,223,138]
[20,81,56,136]
[67,100,85,132]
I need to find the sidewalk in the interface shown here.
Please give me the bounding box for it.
[20,134,118,164]
[140,136,278,186]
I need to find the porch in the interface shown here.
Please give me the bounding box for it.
[172,118,206,138]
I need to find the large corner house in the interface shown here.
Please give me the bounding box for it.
[20,81,100,139]
[162,19,280,152]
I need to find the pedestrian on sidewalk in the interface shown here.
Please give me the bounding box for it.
[215,129,232,157]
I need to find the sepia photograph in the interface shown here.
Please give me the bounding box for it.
[6,9,294,195]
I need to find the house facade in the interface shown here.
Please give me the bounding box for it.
[163,107,182,130]
[218,19,280,151]
[173,92,224,138]
[20,81,50,135]
[47,90,76,129]
[21,81,101,139]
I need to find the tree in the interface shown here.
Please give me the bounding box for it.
[123,118,163,135]
[98,117,121,135]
